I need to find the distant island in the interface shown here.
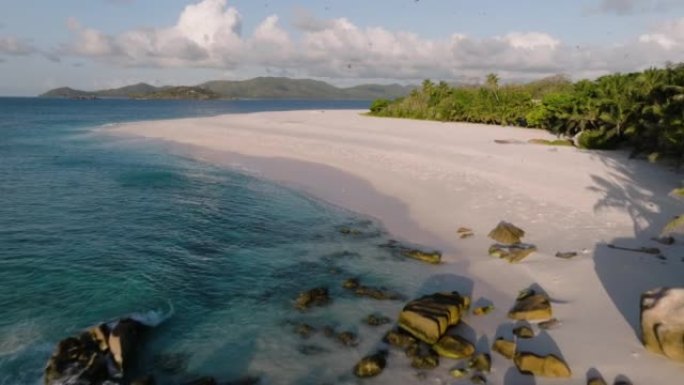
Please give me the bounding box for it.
[40,77,414,101]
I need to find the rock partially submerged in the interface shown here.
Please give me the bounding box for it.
[294,287,331,310]
[489,243,537,263]
[364,314,391,326]
[514,352,571,378]
[508,290,552,321]
[403,249,442,264]
[488,221,525,244]
[641,287,684,362]
[353,351,387,378]
[44,318,149,385]
[398,292,470,344]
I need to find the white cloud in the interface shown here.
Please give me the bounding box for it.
[0,36,36,56]
[60,0,684,82]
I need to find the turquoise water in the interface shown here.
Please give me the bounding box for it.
[0,98,446,384]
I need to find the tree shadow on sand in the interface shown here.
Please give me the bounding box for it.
[589,152,683,338]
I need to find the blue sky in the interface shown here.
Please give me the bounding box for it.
[1,0,684,95]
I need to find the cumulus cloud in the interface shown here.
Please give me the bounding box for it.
[0,36,36,55]
[595,0,683,15]
[61,0,684,82]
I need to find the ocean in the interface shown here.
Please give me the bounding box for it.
[0,98,444,385]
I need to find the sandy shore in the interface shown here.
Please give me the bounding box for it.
[112,110,684,384]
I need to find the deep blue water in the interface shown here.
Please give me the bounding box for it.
[0,98,440,385]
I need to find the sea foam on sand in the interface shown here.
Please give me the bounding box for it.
[111,110,684,384]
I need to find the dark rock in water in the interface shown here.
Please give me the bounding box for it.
[226,376,261,385]
[384,329,417,350]
[342,278,360,289]
[353,351,387,378]
[109,318,143,374]
[652,236,675,245]
[378,240,441,264]
[322,325,336,338]
[641,287,684,362]
[408,344,440,370]
[555,251,579,259]
[513,325,535,339]
[183,377,218,385]
[432,335,475,359]
[293,323,317,339]
[297,344,329,356]
[339,227,363,235]
[364,314,391,326]
[295,287,331,310]
[469,353,491,373]
[354,285,404,301]
[131,375,156,385]
[336,331,359,347]
[489,243,537,263]
[403,248,442,264]
[488,221,525,244]
[152,352,190,374]
[398,292,470,344]
[44,318,148,385]
[508,291,552,321]
[514,352,571,378]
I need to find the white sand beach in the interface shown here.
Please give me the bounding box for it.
[112,110,684,384]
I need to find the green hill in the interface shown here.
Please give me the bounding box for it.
[132,86,220,100]
[40,77,414,100]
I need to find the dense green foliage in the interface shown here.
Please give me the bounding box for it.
[371,65,684,158]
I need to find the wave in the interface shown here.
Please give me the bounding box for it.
[127,301,175,327]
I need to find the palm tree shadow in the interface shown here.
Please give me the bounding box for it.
[589,152,683,338]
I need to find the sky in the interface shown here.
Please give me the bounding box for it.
[1,0,684,95]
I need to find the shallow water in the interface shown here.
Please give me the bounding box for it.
[0,98,461,384]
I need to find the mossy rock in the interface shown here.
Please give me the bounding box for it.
[508,293,552,321]
[403,249,442,264]
[488,221,525,244]
[469,353,492,372]
[577,130,619,150]
[398,292,470,344]
[492,338,516,360]
[432,335,475,359]
[662,215,684,236]
[353,352,387,378]
[641,287,684,362]
[670,188,684,199]
[513,325,535,339]
[514,352,571,378]
[489,243,537,263]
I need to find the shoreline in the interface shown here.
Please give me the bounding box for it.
[109,109,684,384]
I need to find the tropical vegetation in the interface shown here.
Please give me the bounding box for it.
[370,64,684,160]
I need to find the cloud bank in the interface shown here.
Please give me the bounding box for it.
[58,0,684,81]
[596,0,683,15]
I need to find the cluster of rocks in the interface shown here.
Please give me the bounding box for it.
[487,221,537,263]
[43,316,260,385]
[44,317,147,385]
